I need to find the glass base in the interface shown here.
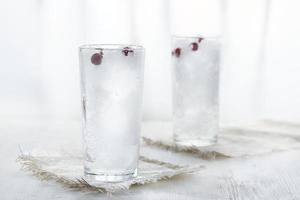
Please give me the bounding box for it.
[174,137,217,147]
[84,168,137,183]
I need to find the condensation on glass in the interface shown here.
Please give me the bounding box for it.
[79,44,145,182]
[172,36,220,147]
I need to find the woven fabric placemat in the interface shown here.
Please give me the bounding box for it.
[142,123,300,159]
[17,152,203,193]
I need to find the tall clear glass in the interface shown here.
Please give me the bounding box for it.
[172,36,220,147]
[79,44,145,182]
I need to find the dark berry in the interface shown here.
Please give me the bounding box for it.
[198,37,204,43]
[173,48,181,58]
[190,42,198,51]
[122,47,134,56]
[91,52,103,65]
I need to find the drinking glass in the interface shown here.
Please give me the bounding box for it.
[79,44,145,182]
[172,36,220,147]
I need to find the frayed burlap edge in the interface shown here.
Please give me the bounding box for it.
[17,154,204,194]
[142,137,230,160]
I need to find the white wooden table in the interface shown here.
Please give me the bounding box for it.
[1,119,300,200]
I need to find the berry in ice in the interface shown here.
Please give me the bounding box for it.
[91,52,103,65]
[122,47,134,56]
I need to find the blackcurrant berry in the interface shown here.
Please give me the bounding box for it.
[91,52,103,65]
[122,47,134,56]
[173,48,181,58]
[190,42,198,51]
[198,37,204,43]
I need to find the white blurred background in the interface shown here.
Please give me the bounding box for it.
[0,0,300,126]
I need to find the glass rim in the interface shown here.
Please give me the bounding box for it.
[172,34,221,40]
[79,44,145,51]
